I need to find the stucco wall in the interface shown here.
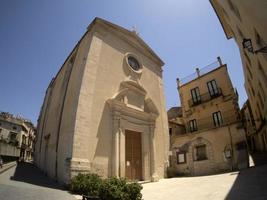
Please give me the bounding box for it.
[171,124,247,176]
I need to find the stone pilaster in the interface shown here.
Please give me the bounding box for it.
[149,123,159,181]
[112,111,121,177]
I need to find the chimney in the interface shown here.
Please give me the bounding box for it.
[176,78,180,88]
[217,56,222,66]
[196,68,200,77]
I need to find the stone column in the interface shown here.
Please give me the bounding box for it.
[149,123,159,181]
[112,111,120,177]
[119,127,125,178]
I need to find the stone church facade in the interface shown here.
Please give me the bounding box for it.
[34,18,169,184]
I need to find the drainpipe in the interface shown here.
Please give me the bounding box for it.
[228,126,234,171]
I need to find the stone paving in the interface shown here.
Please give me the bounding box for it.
[0,162,76,200]
[1,162,267,200]
[142,164,267,200]
[0,161,17,174]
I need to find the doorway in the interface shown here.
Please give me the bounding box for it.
[125,130,142,181]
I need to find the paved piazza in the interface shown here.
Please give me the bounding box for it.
[1,163,267,200]
[142,164,267,200]
[0,163,75,200]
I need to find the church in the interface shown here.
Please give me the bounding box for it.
[34,17,169,184]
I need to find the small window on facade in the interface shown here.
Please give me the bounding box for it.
[22,135,27,145]
[169,128,172,136]
[195,145,207,161]
[189,119,197,132]
[9,132,17,141]
[213,111,223,127]
[191,87,201,105]
[207,79,219,97]
[13,126,17,130]
[176,152,186,164]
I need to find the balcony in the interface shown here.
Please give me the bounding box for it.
[188,88,222,107]
[186,110,239,133]
[178,58,222,86]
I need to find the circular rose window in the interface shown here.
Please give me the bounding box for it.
[127,56,141,71]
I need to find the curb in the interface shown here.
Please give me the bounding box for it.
[0,161,17,175]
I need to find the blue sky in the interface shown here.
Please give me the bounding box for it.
[0,0,246,124]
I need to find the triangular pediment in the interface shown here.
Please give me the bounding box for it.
[87,17,164,66]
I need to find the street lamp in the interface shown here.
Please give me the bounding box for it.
[242,38,267,54]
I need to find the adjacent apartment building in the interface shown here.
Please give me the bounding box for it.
[241,100,257,153]
[168,58,248,176]
[210,0,267,152]
[34,18,169,184]
[0,112,35,162]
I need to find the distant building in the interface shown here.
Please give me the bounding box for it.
[169,57,248,176]
[167,107,185,149]
[241,100,257,153]
[210,0,267,152]
[0,111,35,162]
[167,107,185,171]
[34,18,169,184]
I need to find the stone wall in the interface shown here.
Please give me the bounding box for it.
[0,141,20,158]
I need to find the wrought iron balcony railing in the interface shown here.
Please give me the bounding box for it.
[186,110,239,133]
[188,88,222,107]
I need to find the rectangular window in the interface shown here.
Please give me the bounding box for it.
[176,152,186,164]
[169,128,172,135]
[9,132,17,141]
[22,135,27,145]
[189,119,197,132]
[213,111,223,127]
[207,80,219,97]
[196,145,207,161]
[190,87,201,105]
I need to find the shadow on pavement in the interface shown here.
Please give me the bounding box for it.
[225,164,267,200]
[250,152,267,166]
[10,162,65,190]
